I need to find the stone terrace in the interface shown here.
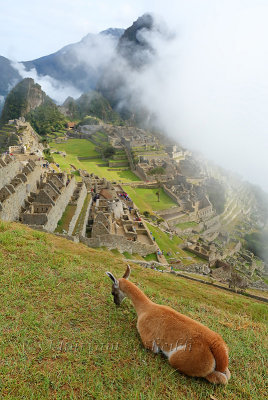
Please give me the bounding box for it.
[0,155,42,222]
[21,172,76,232]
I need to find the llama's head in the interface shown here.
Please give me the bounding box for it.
[106,265,131,306]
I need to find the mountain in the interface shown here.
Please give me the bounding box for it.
[0,14,160,105]
[100,28,124,38]
[96,13,161,120]
[0,56,21,113]
[0,56,21,98]
[0,14,167,123]
[117,13,155,68]
[0,78,47,123]
[0,76,121,134]
[0,78,67,135]
[59,91,122,124]
[0,27,124,107]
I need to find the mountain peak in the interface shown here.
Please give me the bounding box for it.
[119,13,154,46]
[117,13,156,68]
[99,28,124,38]
[0,78,47,123]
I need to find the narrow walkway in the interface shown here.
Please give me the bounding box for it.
[156,252,168,265]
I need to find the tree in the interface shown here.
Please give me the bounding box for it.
[156,217,164,226]
[27,99,67,135]
[103,145,116,159]
[148,166,165,176]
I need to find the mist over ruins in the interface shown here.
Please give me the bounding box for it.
[0,6,267,398]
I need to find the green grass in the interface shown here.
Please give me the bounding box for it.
[50,139,99,158]
[79,160,139,182]
[146,223,206,265]
[143,253,158,261]
[122,186,177,213]
[146,223,183,260]
[72,194,91,236]
[51,131,68,137]
[49,139,140,183]
[176,221,199,230]
[91,131,108,143]
[0,221,266,399]
[55,204,76,233]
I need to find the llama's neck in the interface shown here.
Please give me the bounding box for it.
[119,279,152,315]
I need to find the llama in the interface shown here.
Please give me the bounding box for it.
[106,265,231,384]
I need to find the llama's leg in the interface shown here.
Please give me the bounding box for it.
[169,341,216,379]
[224,367,231,380]
[140,335,159,353]
[205,371,228,384]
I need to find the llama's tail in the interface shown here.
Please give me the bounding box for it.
[210,338,229,372]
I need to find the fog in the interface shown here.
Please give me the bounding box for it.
[9,2,268,192]
[114,8,268,192]
[12,62,82,104]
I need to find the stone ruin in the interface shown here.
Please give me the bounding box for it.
[79,171,157,256]
[0,155,42,222]
[163,174,214,223]
[165,145,190,160]
[7,118,44,157]
[21,172,77,232]
[0,153,89,234]
[183,235,242,266]
[184,237,218,262]
[135,157,178,182]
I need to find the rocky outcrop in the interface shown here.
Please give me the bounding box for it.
[0,78,47,123]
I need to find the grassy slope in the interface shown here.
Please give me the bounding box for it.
[122,186,177,213]
[50,139,139,183]
[50,139,99,158]
[0,221,267,399]
[146,223,206,264]
[176,221,199,230]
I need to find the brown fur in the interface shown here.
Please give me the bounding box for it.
[107,267,231,384]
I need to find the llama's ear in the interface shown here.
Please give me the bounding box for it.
[122,265,131,279]
[106,271,119,287]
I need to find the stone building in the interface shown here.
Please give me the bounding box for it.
[21,172,76,232]
[9,145,26,155]
[163,175,214,222]
[184,238,218,262]
[0,155,42,222]
[81,173,157,256]
[135,158,178,182]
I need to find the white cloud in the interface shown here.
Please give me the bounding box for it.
[11,62,81,104]
[111,3,268,191]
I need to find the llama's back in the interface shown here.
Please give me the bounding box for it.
[137,303,228,368]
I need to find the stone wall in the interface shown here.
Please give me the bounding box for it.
[162,184,180,205]
[81,197,92,237]
[108,161,129,168]
[157,206,182,217]
[80,234,157,256]
[68,183,87,235]
[44,177,76,232]
[183,246,210,261]
[0,163,42,221]
[0,157,22,188]
[23,212,48,226]
[228,241,242,257]
[135,164,150,181]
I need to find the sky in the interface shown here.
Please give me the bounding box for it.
[0,0,268,191]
